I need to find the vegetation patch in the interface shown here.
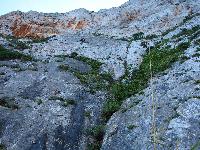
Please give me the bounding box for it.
[0,34,31,50]
[8,64,26,72]
[172,25,200,39]
[0,45,33,61]
[69,52,102,72]
[130,32,144,41]
[58,52,114,92]
[54,54,69,59]
[162,13,200,36]
[127,124,137,130]
[30,35,56,43]
[49,96,76,106]
[55,32,192,149]
[73,71,113,92]
[49,96,65,101]
[192,53,200,58]
[189,96,200,99]
[191,140,200,150]
[194,39,200,45]
[57,17,197,148]
[84,111,92,118]
[195,80,200,84]
[63,99,76,107]
[0,72,5,76]
[145,34,159,40]
[0,97,19,110]
[126,32,144,44]
[58,64,69,71]
[31,38,49,43]
[35,98,43,105]
[180,55,190,63]
[101,41,190,121]
[0,144,6,150]
[86,125,105,150]
[55,52,102,71]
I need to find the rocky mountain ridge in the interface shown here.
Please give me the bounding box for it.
[0,0,200,150]
[0,0,198,39]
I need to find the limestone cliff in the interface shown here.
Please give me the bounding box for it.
[0,0,200,150]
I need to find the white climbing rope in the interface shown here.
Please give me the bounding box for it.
[148,41,157,150]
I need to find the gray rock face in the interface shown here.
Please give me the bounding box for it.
[0,0,199,38]
[102,58,200,149]
[29,33,130,79]
[0,60,106,150]
[0,0,200,150]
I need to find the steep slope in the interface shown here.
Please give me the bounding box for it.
[102,15,200,149]
[0,0,200,150]
[0,48,107,150]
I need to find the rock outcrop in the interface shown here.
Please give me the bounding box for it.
[0,0,200,150]
[0,0,199,39]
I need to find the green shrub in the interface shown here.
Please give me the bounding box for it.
[100,73,113,83]
[162,13,200,36]
[0,121,3,133]
[86,124,105,150]
[101,41,191,121]
[58,64,69,71]
[54,54,68,59]
[86,125,105,141]
[73,56,102,72]
[191,140,200,150]
[127,124,137,130]
[49,96,76,106]
[0,45,32,61]
[63,99,76,107]
[35,99,43,105]
[192,53,200,58]
[101,100,121,121]
[194,39,200,45]
[73,72,89,84]
[0,97,19,110]
[84,111,92,118]
[31,35,56,43]
[70,52,78,58]
[0,72,5,75]
[0,144,6,150]
[195,80,200,84]
[87,143,101,150]
[129,32,144,41]
[183,13,200,23]
[180,55,190,63]
[176,42,190,50]
[49,96,64,101]
[84,111,91,118]
[141,41,148,48]
[173,25,200,39]
[145,34,158,40]
[15,41,30,50]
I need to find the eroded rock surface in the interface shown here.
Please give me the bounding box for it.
[0,59,106,150]
[0,0,200,150]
